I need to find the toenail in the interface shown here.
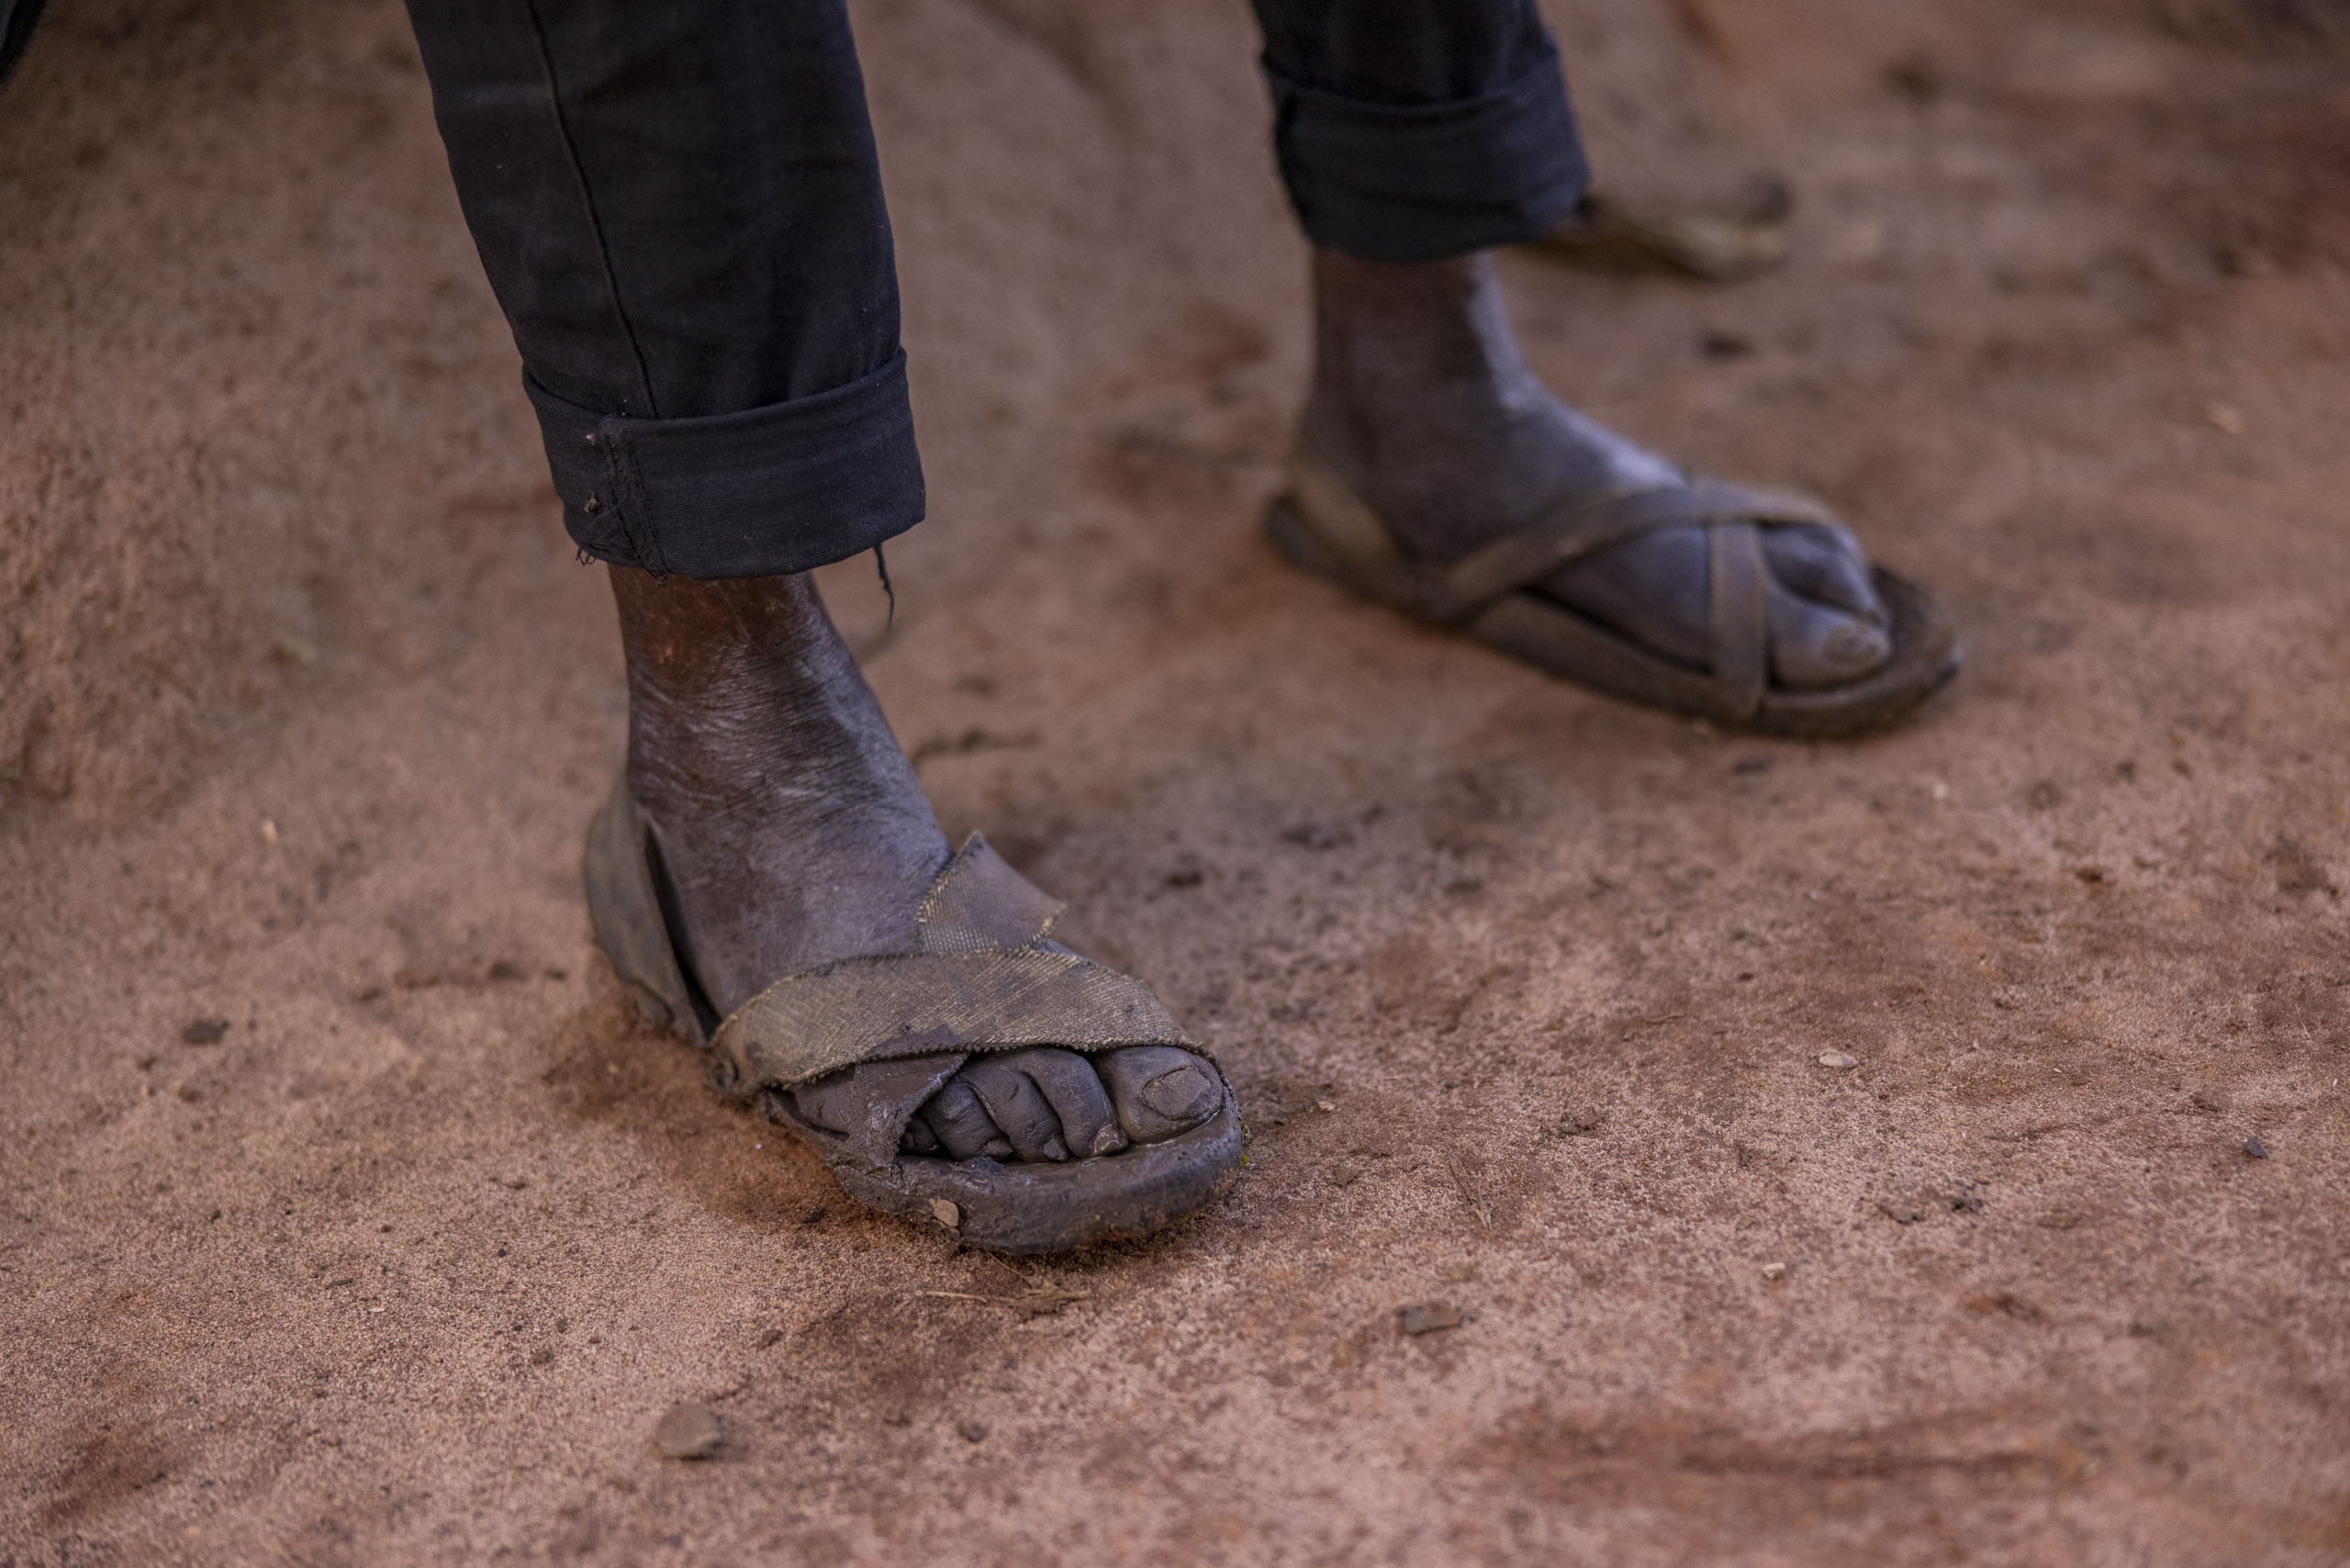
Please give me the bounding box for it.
[1138,1065,1215,1121]
[1824,623,1889,666]
[1087,1125,1128,1157]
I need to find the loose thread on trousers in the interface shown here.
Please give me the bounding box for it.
[874,542,896,630]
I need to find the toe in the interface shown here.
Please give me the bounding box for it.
[788,1070,861,1137]
[1766,577,1893,689]
[910,1049,1141,1162]
[958,1053,1076,1161]
[1098,1046,1223,1143]
[999,1047,1128,1158]
[1762,525,1891,689]
[1763,523,1883,620]
[920,1077,1016,1161]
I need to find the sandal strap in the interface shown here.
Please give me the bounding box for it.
[912,833,1066,953]
[1707,520,1770,721]
[710,834,1189,1092]
[1285,424,1839,627]
[716,947,1189,1091]
[1437,476,1837,622]
[1435,483,1702,620]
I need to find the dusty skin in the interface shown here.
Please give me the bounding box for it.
[4,0,2348,1562]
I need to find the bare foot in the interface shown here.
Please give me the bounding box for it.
[1307,248,1891,690]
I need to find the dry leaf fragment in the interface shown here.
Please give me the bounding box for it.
[1397,1303,1462,1336]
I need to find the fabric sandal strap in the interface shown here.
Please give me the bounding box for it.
[1438,485,1717,620]
[715,946,1190,1091]
[1707,520,1770,721]
[1437,476,1838,622]
[710,834,1191,1092]
[1284,430,1839,627]
[912,832,1066,953]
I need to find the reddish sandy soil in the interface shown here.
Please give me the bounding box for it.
[5,0,2348,1562]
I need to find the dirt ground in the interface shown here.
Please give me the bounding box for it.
[5,0,2348,1562]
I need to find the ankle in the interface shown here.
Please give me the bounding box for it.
[604,566,951,1005]
[1303,247,1681,562]
[1309,248,1529,426]
[610,568,907,806]
[607,565,946,869]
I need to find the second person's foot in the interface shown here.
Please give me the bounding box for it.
[1305,247,1897,693]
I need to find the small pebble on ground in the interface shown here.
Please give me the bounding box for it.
[1818,1051,1859,1070]
[653,1402,722,1461]
[1397,1303,1461,1336]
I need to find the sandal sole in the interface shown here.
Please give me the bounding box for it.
[1267,495,1961,739]
[755,1082,1245,1255]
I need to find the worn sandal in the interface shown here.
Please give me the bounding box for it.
[584,781,1246,1253]
[1265,420,1960,737]
[1529,176,1794,284]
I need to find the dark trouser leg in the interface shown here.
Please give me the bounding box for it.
[401,1,1229,1189]
[1249,0,1588,263]
[0,0,50,90]
[402,0,923,578]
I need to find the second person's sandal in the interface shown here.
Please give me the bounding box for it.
[1265,420,1960,737]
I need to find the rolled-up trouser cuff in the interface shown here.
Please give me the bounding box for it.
[527,348,925,579]
[1267,45,1588,264]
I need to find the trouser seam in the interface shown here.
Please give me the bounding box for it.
[521,0,663,420]
[599,428,668,578]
